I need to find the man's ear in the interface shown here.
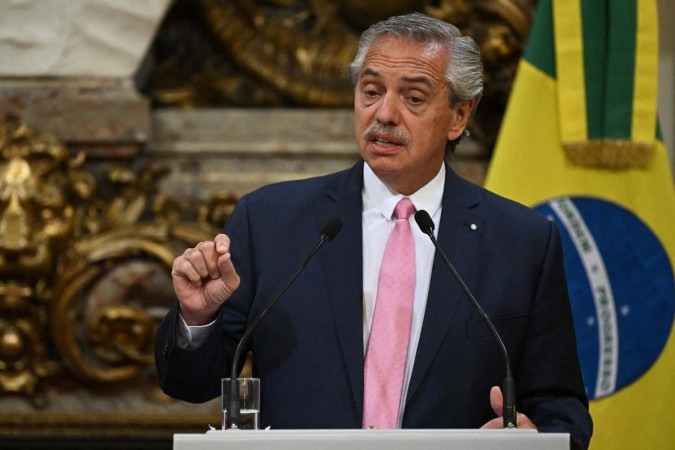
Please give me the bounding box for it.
[447,99,475,141]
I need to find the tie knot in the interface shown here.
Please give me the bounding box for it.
[393,197,415,220]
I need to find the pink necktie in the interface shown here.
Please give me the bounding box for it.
[363,197,416,429]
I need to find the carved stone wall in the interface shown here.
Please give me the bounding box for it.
[145,108,490,203]
[143,0,537,151]
[0,120,224,444]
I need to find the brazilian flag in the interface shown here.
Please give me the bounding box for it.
[485,0,675,448]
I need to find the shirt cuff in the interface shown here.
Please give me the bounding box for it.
[176,313,217,350]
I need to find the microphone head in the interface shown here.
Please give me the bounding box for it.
[321,218,343,241]
[414,210,435,235]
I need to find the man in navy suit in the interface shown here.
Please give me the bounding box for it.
[155,12,592,450]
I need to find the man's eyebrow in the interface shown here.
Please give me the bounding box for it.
[401,76,433,87]
[361,68,381,78]
[359,69,434,88]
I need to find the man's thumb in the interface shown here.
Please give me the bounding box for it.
[490,385,503,416]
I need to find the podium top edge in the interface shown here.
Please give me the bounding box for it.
[174,428,569,441]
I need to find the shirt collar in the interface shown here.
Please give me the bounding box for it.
[363,162,445,220]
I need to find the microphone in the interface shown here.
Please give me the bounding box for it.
[227,218,343,429]
[414,210,517,429]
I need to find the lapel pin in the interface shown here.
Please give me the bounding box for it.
[469,223,478,231]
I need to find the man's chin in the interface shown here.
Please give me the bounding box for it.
[364,158,407,183]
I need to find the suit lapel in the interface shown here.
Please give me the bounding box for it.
[315,161,365,420]
[406,166,484,403]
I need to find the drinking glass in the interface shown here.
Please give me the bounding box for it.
[222,377,260,430]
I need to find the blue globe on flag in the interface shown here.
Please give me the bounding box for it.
[535,197,675,400]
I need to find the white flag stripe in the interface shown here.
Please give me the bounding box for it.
[549,197,619,396]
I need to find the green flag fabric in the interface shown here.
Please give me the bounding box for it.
[485,0,674,448]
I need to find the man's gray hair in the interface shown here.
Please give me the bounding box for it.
[349,12,483,107]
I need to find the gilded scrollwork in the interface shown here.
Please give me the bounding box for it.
[145,0,535,147]
[0,122,235,400]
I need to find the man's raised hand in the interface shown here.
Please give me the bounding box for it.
[171,234,240,325]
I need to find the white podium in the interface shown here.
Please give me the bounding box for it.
[174,429,569,450]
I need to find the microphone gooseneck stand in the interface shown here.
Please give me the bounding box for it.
[227,218,343,429]
[414,210,517,428]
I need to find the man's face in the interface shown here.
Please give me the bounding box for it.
[354,36,473,195]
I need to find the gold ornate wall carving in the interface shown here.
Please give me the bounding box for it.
[144,0,535,147]
[0,121,235,437]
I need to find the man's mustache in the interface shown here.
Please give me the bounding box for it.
[363,123,411,146]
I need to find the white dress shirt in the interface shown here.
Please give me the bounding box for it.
[180,163,445,427]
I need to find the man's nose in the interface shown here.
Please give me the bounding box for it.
[374,92,401,125]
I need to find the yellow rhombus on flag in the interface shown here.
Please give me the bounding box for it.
[485,0,675,449]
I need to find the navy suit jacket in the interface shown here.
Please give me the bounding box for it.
[156,161,592,449]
